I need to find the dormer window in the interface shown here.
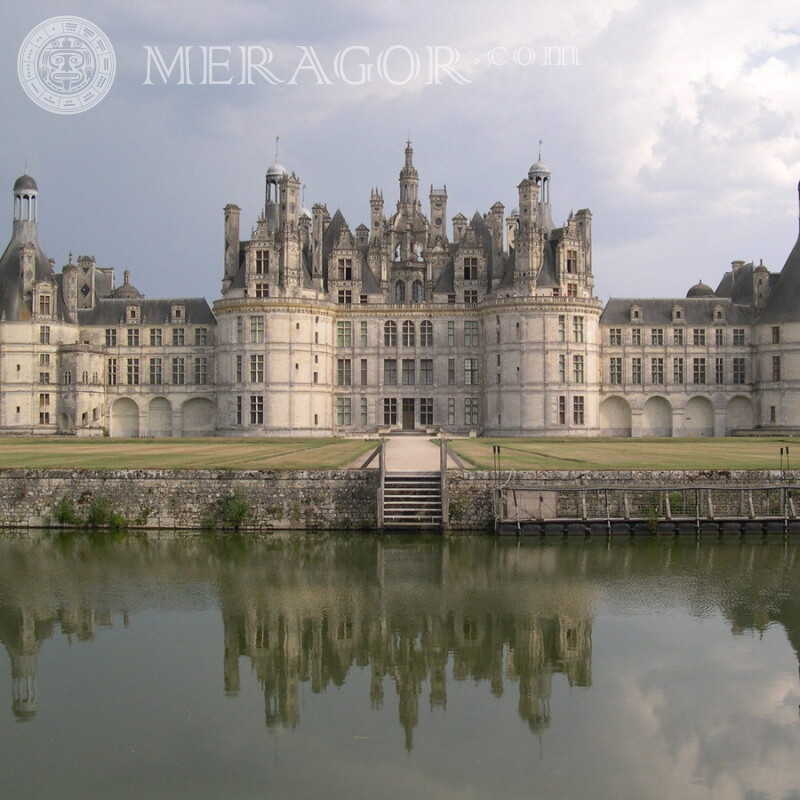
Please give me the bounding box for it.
[671,304,683,322]
[255,250,269,275]
[171,305,185,323]
[126,306,138,321]
[630,304,641,322]
[38,294,51,316]
[566,249,578,274]
[713,304,725,322]
[337,258,353,281]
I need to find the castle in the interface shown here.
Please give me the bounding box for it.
[1,144,798,438]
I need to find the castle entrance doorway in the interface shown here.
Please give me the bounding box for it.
[402,398,415,430]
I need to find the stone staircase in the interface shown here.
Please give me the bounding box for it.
[382,471,442,528]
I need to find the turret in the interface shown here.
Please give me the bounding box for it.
[398,141,419,209]
[223,203,240,292]
[429,186,447,245]
[13,173,38,240]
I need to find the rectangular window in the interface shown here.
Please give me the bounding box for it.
[447,321,455,347]
[255,283,269,298]
[250,395,264,424]
[384,321,397,346]
[235,396,242,425]
[195,327,208,346]
[609,327,622,346]
[448,358,456,385]
[566,249,578,273]
[715,328,724,346]
[172,357,185,385]
[127,358,140,385]
[338,289,352,305]
[250,316,264,343]
[360,294,368,305]
[559,354,566,382]
[250,354,264,383]
[463,256,478,280]
[631,328,641,346]
[558,395,566,425]
[692,357,706,384]
[464,320,479,347]
[127,328,140,347]
[194,357,208,385]
[631,357,642,384]
[651,357,664,384]
[673,327,684,346]
[360,320,368,347]
[336,321,352,347]
[172,328,185,346]
[573,355,584,383]
[107,358,117,386]
[420,398,433,426]
[360,397,368,426]
[464,289,478,305]
[693,328,706,346]
[383,398,397,426]
[420,358,433,385]
[773,355,781,382]
[39,326,50,344]
[610,357,623,384]
[558,315,566,342]
[566,283,578,297]
[337,358,352,386]
[360,358,368,386]
[733,357,746,384]
[402,321,415,347]
[149,358,162,385]
[235,355,243,383]
[39,294,51,316]
[573,316,584,343]
[420,321,433,347]
[336,397,352,426]
[573,396,585,425]
[402,359,415,385]
[464,358,478,385]
[39,353,50,366]
[673,357,684,384]
[105,328,117,347]
[651,328,664,346]
[447,398,456,426]
[714,357,723,384]
[38,372,50,384]
[733,328,745,346]
[236,316,244,344]
[383,359,397,385]
[772,326,780,344]
[255,250,269,274]
[337,257,353,281]
[464,397,479,426]
[150,328,162,346]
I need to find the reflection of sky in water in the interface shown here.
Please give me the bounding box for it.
[1,535,799,800]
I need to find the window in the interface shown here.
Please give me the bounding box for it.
[631,328,641,346]
[402,320,415,347]
[464,289,478,305]
[360,294,368,305]
[127,328,140,347]
[39,371,51,384]
[733,329,745,346]
[336,397,352,426]
[338,289,352,305]
[566,283,578,297]
[63,370,72,385]
[772,326,780,344]
[558,315,566,342]
[360,321,368,347]
[402,359,415,385]
[150,328,162,346]
[420,398,433,426]
[693,328,706,346]
[384,320,397,346]
[412,280,424,303]
[464,358,479,385]
[337,257,353,281]
[194,357,208,385]
[384,359,397,385]
[383,398,398,426]
[772,355,781,382]
[39,353,50,366]
[250,316,264,343]
[714,357,723,384]
[337,358,352,386]
[172,328,185,346]
[236,316,244,344]
[360,397,368,426]
[448,358,456,385]
[566,249,578,273]
[447,398,456,426]
[573,396,585,425]
[673,357,684,384]
[448,294,456,304]
[770,406,776,423]
[360,358,368,385]
[420,359,433,385]
[250,395,264,424]
[715,328,724,346]
[420,320,433,346]
[573,316,584,343]
[394,281,405,303]
[127,358,140,385]
[447,321,455,346]
[107,358,117,386]
[235,396,242,425]
[105,328,117,347]
[172,357,185,385]
[250,354,264,383]
[195,327,208,346]
[255,250,269,274]
[235,355,243,383]
[463,256,478,280]
[733,357,746,384]
[172,305,184,322]
[39,326,50,344]
[39,294,51,315]
[464,320,479,347]
[149,358,162,385]
[609,327,622,346]
[464,397,479,426]
[39,392,50,407]
[573,355,584,383]
[651,357,664,384]
[610,357,622,384]
[651,328,664,346]
[631,357,641,384]
[558,395,566,425]
[692,357,706,384]
[336,321,352,347]
[559,354,566,382]
[673,327,684,346]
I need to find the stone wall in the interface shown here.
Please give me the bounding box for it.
[0,469,379,531]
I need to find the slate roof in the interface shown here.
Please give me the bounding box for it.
[77,297,216,326]
[756,235,800,324]
[600,297,753,326]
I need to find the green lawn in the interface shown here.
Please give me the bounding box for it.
[446,437,800,471]
[0,437,376,470]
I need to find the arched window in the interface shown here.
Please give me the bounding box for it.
[63,370,72,385]
[402,320,415,347]
[81,371,89,383]
[420,320,433,347]
[412,279,424,303]
[384,320,397,347]
[394,280,406,303]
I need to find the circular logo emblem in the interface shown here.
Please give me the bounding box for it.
[18,16,115,114]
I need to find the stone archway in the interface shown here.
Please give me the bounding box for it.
[642,396,672,437]
[684,396,714,436]
[599,397,632,436]
[148,397,172,437]
[725,396,755,434]
[181,397,215,437]
[110,398,139,438]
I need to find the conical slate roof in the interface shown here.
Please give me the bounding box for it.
[758,236,800,323]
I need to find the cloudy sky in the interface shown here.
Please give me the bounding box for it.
[1,1,799,303]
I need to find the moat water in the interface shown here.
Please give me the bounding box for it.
[1,532,799,799]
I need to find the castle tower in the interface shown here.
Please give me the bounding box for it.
[398,141,419,210]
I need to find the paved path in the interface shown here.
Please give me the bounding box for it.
[350,435,461,470]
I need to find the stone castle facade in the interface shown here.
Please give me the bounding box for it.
[1,145,798,437]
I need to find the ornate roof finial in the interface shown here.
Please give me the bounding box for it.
[538,139,542,161]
